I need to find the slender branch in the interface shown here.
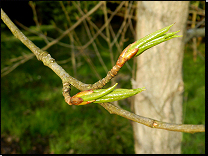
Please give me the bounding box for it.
[29,1,49,44]
[15,20,82,50]
[83,20,109,74]
[59,1,77,77]
[109,24,122,54]
[107,9,137,20]
[1,53,34,77]
[103,1,114,67]
[1,9,88,90]
[72,1,108,42]
[75,3,108,73]
[111,2,129,48]
[79,48,102,80]
[41,1,104,51]
[99,103,205,133]
[185,27,205,43]
[1,9,204,133]
[80,1,126,49]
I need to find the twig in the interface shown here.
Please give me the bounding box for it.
[75,2,108,73]
[72,0,109,53]
[109,24,121,53]
[118,1,131,48]
[103,1,114,66]
[78,48,102,80]
[59,1,77,77]
[107,9,137,20]
[83,20,108,73]
[109,2,133,74]
[81,1,126,50]
[195,18,205,28]
[91,44,138,89]
[185,27,205,43]
[1,53,34,77]
[99,102,205,133]
[15,20,78,49]
[28,1,49,44]
[72,1,108,41]
[41,1,104,51]
[1,8,88,90]
[1,8,205,133]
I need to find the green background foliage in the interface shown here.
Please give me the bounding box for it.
[1,1,205,154]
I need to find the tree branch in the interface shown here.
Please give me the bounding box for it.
[185,27,205,43]
[1,8,89,90]
[41,1,104,51]
[1,8,205,133]
[99,103,205,133]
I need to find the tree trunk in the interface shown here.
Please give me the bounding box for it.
[132,1,189,154]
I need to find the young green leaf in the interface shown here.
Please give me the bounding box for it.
[135,30,182,56]
[127,24,175,53]
[93,87,146,103]
[81,83,118,101]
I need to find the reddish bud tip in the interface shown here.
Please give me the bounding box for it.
[70,96,84,105]
[75,90,94,98]
[124,48,139,60]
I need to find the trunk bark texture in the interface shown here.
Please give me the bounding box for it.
[132,1,189,154]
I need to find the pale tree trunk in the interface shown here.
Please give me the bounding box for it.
[132,1,189,154]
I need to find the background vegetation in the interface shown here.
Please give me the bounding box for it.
[1,1,205,154]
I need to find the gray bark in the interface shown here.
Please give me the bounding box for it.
[132,1,189,154]
[185,27,205,43]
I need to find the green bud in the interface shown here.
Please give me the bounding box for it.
[128,24,174,52]
[135,30,182,56]
[93,87,146,103]
[81,83,118,101]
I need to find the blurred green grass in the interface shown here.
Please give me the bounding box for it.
[1,25,205,154]
[181,43,205,154]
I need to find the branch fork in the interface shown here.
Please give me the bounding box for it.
[1,8,204,133]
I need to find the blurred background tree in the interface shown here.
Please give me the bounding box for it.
[1,1,205,154]
[132,1,189,154]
